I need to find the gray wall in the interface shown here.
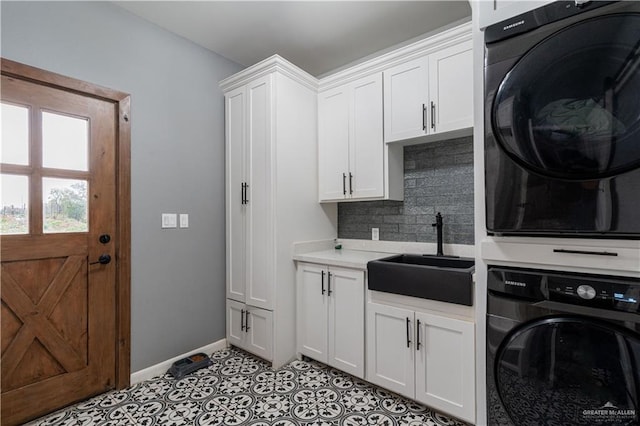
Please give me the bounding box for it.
[338,136,474,244]
[1,1,242,371]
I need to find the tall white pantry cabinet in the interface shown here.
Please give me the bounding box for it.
[220,56,336,368]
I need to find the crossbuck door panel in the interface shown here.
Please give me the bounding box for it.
[1,73,118,425]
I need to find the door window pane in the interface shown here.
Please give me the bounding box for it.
[42,111,88,171]
[1,103,29,165]
[1,174,29,234]
[43,178,88,233]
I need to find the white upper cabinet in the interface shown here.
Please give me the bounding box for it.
[383,57,429,142]
[318,73,401,202]
[383,39,473,143]
[318,86,350,201]
[428,41,473,134]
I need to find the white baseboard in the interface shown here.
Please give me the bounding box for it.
[130,338,228,385]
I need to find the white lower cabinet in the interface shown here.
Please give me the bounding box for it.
[296,262,365,378]
[367,302,475,423]
[227,299,273,361]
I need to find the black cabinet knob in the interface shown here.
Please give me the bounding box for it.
[90,254,111,265]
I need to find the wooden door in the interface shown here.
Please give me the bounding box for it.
[1,73,118,425]
[296,263,328,362]
[366,302,415,398]
[327,267,364,378]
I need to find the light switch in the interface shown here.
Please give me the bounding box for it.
[372,228,379,241]
[162,213,177,228]
[179,214,189,228]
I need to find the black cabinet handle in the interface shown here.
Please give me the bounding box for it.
[241,182,246,205]
[416,319,421,351]
[342,173,347,195]
[422,103,426,131]
[430,102,436,130]
[349,173,353,195]
[240,309,245,331]
[321,270,326,295]
[553,248,618,257]
[245,310,250,332]
[406,317,411,348]
[328,272,332,296]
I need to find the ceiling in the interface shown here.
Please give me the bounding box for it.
[115,1,472,77]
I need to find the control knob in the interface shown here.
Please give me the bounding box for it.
[577,284,596,300]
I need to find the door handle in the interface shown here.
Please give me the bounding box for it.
[327,272,332,296]
[406,317,412,348]
[321,270,326,295]
[245,310,250,332]
[430,101,436,130]
[349,173,353,195]
[416,319,421,351]
[342,173,347,196]
[90,254,111,265]
[241,309,245,331]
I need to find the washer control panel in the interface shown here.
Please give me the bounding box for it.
[488,266,640,313]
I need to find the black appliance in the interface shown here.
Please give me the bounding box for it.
[485,1,640,237]
[487,266,640,425]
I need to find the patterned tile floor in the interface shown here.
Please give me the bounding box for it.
[27,348,469,426]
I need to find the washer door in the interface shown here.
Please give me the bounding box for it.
[492,14,640,180]
[495,316,640,426]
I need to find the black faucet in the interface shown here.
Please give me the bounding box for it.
[432,212,444,256]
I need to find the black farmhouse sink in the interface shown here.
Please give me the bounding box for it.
[367,254,475,306]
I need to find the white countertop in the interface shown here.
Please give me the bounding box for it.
[293,248,394,270]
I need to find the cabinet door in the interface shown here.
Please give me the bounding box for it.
[246,75,274,310]
[415,312,475,423]
[428,41,473,134]
[227,299,247,350]
[245,306,273,361]
[327,267,364,378]
[297,263,329,363]
[318,87,350,201]
[383,57,429,143]
[366,303,415,398]
[226,88,247,303]
[350,74,384,200]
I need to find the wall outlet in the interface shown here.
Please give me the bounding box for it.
[372,228,379,241]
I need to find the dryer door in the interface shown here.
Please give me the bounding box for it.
[494,316,640,426]
[492,14,640,180]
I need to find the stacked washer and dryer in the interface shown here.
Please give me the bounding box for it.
[484,1,640,425]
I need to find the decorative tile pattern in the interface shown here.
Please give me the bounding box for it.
[27,348,469,426]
